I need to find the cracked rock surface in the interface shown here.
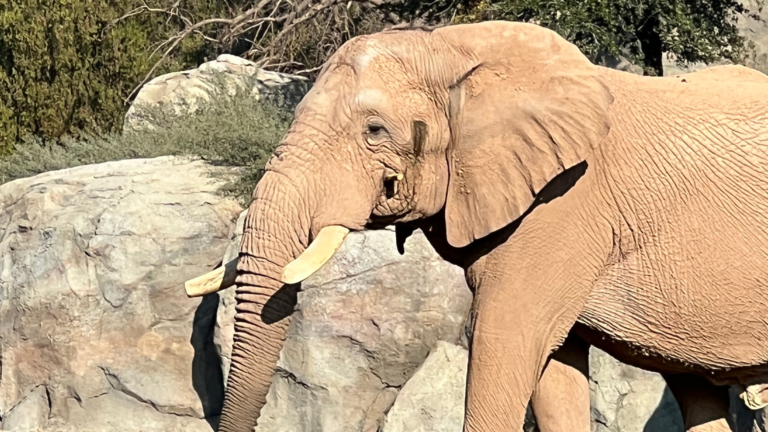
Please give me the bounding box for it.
[589,348,684,432]
[381,341,468,432]
[216,225,474,432]
[0,156,242,431]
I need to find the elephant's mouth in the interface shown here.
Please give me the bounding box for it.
[370,172,415,223]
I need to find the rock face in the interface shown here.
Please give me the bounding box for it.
[590,348,684,432]
[382,341,468,432]
[215,226,474,432]
[123,54,310,132]
[0,153,747,432]
[739,0,768,75]
[0,156,243,431]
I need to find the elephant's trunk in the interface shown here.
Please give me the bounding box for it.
[218,169,313,432]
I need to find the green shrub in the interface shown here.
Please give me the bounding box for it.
[0,0,211,154]
[0,76,294,205]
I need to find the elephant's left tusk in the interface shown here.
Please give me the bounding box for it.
[281,225,350,285]
[184,257,239,297]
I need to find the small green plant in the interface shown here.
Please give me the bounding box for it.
[0,74,294,205]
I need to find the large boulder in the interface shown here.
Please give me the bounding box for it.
[0,153,744,432]
[215,225,474,432]
[740,0,768,75]
[590,348,684,432]
[381,341,468,432]
[0,156,243,431]
[124,54,310,132]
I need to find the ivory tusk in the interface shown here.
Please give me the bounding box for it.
[184,257,239,297]
[741,384,768,410]
[281,225,350,285]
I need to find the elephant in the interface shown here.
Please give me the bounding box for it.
[183,20,768,432]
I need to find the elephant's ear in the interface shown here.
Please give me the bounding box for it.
[445,59,614,248]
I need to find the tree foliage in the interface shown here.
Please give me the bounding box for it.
[0,0,763,155]
[454,0,765,76]
[116,0,460,89]
[0,0,211,154]
[124,0,765,87]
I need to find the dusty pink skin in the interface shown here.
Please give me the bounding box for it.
[217,20,768,432]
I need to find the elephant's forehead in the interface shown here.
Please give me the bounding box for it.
[354,88,387,107]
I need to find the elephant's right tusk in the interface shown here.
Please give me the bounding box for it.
[281,225,349,285]
[184,257,239,297]
[741,384,768,410]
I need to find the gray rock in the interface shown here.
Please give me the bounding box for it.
[215,226,474,432]
[739,0,768,75]
[214,217,686,432]
[0,156,243,431]
[124,54,310,132]
[1,386,50,431]
[589,347,684,432]
[382,341,468,432]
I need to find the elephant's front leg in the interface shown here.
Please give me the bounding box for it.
[462,212,610,432]
[531,333,591,432]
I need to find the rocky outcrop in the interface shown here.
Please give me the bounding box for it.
[215,225,474,432]
[590,348,683,432]
[0,156,243,431]
[381,341,468,432]
[739,0,768,75]
[124,54,310,131]
[0,153,750,432]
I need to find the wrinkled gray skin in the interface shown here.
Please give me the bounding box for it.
[220,20,768,432]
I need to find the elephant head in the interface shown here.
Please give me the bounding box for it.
[184,20,614,432]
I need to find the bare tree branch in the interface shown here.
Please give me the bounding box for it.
[116,0,457,102]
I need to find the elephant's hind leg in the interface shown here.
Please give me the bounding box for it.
[664,373,732,432]
[531,333,591,432]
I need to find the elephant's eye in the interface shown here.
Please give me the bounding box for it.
[365,123,387,144]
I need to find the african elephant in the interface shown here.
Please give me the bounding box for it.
[183,20,768,432]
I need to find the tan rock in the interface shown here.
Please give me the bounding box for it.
[124,54,310,131]
[382,342,468,432]
[214,226,474,432]
[0,156,242,431]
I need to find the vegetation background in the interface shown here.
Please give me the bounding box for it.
[1,0,764,201]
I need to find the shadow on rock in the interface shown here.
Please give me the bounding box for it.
[192,292,225,430]
[643,385,684,432]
